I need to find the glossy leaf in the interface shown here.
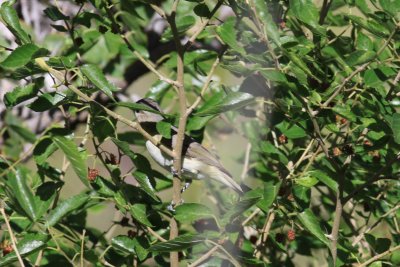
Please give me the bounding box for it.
[111,235,136,254]
[92,176,117,197]
[156,121,172,139]
[45,193,90,227]
[130,204,153,227]
[149,234,206,252]
[52,135,89,186]
[257,181,280,213]
[0,3,31,44]
[43,6,69,21]
[216,17,245,54]
[28,92,66,112]
[7,169,38,221]
[298,209,329,246]
[175,203,214,223]
[196,91,253,116]
[391,113,400,144]
[33,138,57,165]
[133,171,159,202]
[4,78,44,107]
[346,15,390,37]
[295,175,319,187]
[116,102,165,116]
[0,233,48,266]
[253,0,281,45]
[289,0,319,27]
[81,64,118,99]
[0,44,45,70]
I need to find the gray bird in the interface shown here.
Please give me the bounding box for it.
[134,98,243,194]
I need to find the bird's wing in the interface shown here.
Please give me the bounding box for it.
[171,132,231,176]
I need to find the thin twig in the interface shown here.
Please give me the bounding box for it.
[255,210,275,259]
[188,244,220,267]
[187,56,220,114]
[80,229,86,267]
[146,226,167,242]
[240,142,252,181]
[184,0,224,51]
[357,244,400,267]
[0,203,25,267]
[352,202,400,246]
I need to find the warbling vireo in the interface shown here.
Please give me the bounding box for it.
[134,98,243,194]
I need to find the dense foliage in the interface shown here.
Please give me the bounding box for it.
[0,0,399,266]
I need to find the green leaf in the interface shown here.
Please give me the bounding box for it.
[286,51,321,82]
[52,135,89,186]
[293,185,311,209]
[7,169,38,221]
[0,44,47,70]
[163,15,195,39]
[289,0,319,28]
[4,78,44,107]
[33,138,57,165]
[196,91,253,116]
[332,105,357,122]
[222,195,261,224]
[130,204,153,227]
[111,137,137,163]
[34,182,61,220]
[0,3,31,44]
[390,113,400,144]
[133,171,160,202]
[379,0,400,19]
[116,102,166,116]
[45,193,90,227]
[253,0,281,45]
[194,3,210,17]
[81,64,118,99]
[0,233,48,266]
[216,17,245,54]
[298,209,329,246]
[295,175,318,187]
[259,69,287,83]
[156,121,172,139]
[111,235,136,254]
[346,15,390,37]
[175,203,215,223]
[28,92,66,112]
[312,170,338,192]
[257,181,280,213]
[43,6,69,21]
[149,234,206,252]
[92,176,117,197]
[345,50,376,66]
[8,123,36,143]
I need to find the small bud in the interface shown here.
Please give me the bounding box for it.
[363,140,373,147]
[333,147,342,156]
[88,168,99,181]
[287,229,296,242]
[2,245,13,255]
[278,134,287,144]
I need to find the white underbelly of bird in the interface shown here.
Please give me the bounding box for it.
[145,140,242,193]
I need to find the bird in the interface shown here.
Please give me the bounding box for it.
[134,98,243,194]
